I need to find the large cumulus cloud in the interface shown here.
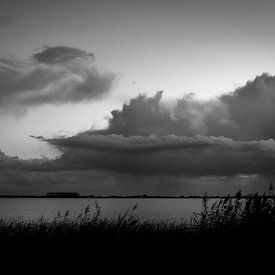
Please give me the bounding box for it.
[94,74,275,140]
[0,46,116,115]
[93,91,233,137]
[220,74,275,140]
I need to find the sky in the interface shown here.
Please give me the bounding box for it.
[1,0,275,195]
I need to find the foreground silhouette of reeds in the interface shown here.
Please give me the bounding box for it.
[1,194,274,274]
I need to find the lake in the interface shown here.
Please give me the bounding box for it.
[0,198,213,223]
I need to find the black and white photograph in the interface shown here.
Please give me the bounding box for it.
[0,1,275,274]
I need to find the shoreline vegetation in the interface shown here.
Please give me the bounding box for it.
[1,193,275,274]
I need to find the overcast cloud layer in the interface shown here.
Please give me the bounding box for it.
[0,46,116,115]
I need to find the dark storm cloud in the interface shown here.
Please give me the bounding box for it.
[4,73,275,177]
[28,72,275,177]
[29,134,275,176]
[2,134,275,194]
[94,74,275,141]
[0,46,116,115]
[2,73,275,194]
[3,134,275,177]
[1,146,272,196]
[220,73,275,140]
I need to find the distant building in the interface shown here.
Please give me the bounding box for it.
[46,192,80,198]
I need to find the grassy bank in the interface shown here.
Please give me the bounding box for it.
[1,194,274,274]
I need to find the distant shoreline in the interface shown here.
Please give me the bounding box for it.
[0,195,274,199]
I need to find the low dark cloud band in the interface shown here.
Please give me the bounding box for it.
[0,134,269,177]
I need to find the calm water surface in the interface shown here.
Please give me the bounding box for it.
[0,198,214,222]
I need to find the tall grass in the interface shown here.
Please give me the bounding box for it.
[192,193,275,230]
[1,194,274,274]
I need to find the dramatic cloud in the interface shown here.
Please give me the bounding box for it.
[220,73,275,140]
[0,46,116,115]
[93,91,233,137]
[23,74,275,178]
[94,74,275,140]
[25,134,275,176]
[1,137,274,196]
[2,73,275,195]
